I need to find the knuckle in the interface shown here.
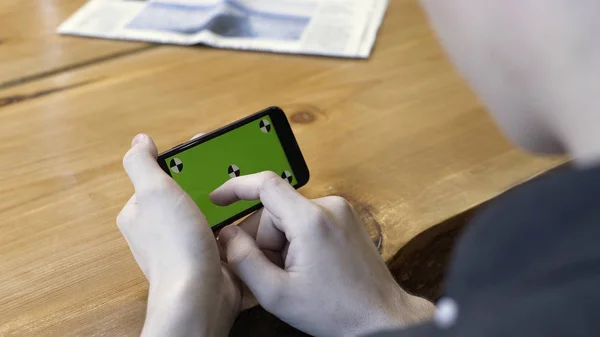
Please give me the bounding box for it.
[258,171,283,192]
[225,234,254,266]
[226,240,256,266]
[122,147,141,168]
[305,205,330,228]
[325,196,351,210]
[262,171,281,182]
[321,196,359,230]
[262,170,280,178]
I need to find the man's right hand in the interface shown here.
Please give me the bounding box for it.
[211,172,435,337]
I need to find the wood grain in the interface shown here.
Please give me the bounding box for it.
[0,0,150,88]
[0,0,565,335]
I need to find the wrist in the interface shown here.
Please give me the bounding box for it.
[388,290,436,326]
[352,287,435,336]
[143,275,232,337]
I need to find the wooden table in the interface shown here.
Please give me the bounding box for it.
[0,0,150,89]
[0,0,564,335]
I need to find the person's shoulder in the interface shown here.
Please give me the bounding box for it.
[460,164,600,255]
[367,165,600,337]
[444,162,600,315]
[478,164,600,224]
[449,164,600,289]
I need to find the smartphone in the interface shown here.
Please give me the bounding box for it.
[157,107,310,231]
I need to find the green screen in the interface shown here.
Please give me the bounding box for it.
[165,116,297,227]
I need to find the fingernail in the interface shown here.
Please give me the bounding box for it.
[219,226,239,245]
[132,134,146,147]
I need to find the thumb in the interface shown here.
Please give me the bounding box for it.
[220,226,287,309]
[123,134,163,191]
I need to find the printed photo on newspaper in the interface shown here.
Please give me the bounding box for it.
[57,0,389,58]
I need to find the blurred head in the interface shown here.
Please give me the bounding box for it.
[421,0,600,160]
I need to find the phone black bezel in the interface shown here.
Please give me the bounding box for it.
[157,106,310,231]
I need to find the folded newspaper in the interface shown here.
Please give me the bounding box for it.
[58,0,388,58]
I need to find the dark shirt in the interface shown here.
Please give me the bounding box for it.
[370,164,600,337]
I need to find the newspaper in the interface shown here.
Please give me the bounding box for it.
[57,0,388,58]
